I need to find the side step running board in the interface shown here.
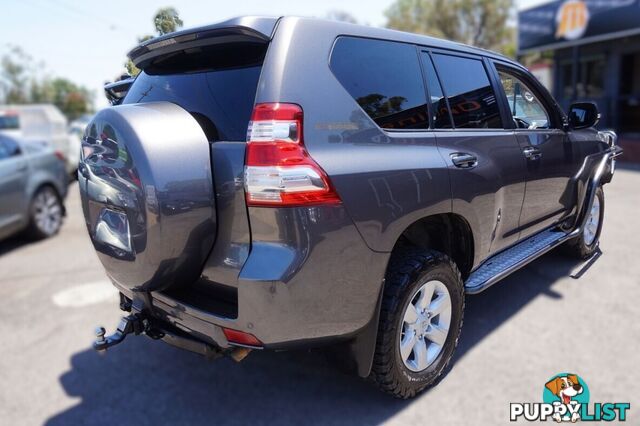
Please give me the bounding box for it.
[465,147,618,294]
[464,228,578,294]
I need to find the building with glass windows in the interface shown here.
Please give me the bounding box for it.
[519,0,640,160]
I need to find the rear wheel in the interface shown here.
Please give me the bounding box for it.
[370,248,464,399]
[26,186,63,240]
[565,186,604,259]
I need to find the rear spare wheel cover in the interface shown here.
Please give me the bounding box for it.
[78,102,215,292]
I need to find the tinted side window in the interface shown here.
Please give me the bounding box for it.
[421,53,452,128]
[432,54,503,129]
[331,37,428,130]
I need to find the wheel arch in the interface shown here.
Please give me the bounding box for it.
[347,213,474,378]
[393,213,475,279]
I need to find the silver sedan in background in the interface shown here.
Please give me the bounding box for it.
[0,134,68,241]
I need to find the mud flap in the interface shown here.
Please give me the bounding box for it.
[325,283,384,378]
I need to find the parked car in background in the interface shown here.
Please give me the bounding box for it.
[81,16,620,399]
[69,114,93,139]
[0,134,67,241]
[0,105,79,177]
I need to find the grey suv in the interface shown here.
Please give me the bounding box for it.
[80,16,620,398]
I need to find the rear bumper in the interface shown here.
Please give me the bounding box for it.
[112,204,390,350]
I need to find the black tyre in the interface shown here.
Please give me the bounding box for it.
[565,186,604,259]
[25,186,63,240]
[370,248,465,399]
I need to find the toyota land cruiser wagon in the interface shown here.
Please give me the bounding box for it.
[79,16,620,398]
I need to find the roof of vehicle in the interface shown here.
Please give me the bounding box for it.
[128,15,524,72]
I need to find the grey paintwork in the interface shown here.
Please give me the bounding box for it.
[80,16,612,376]
[128,16,277,70]
[0,135,68,241]
[257,17,607,266]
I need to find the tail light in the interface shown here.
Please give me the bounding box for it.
[54,150,66,162]
[244,103,341,207]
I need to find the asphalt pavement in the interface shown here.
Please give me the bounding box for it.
[1,167,639,426]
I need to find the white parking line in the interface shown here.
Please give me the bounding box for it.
[52,281,118,308]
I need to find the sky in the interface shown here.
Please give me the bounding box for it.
[1,0,550,109]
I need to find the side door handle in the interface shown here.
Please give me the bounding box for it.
[450,153,478,169]
[523,146,542,161]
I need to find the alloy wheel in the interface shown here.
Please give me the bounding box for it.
[399,280,452,372]
[583,196,601,246]
[33,188,62,236]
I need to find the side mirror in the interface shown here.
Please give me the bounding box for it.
[568,102,600,130]
[104,77,135,106]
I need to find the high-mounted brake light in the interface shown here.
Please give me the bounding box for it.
[244,103,341,207]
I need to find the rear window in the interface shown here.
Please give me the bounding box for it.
[431,54,503,129]
[330,37,428,130]
[0,114,20,130]
[123,43,266,141]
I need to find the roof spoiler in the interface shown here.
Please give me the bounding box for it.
[104,77,135,105]
[127,16,280,70]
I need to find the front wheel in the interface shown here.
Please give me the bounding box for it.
[370,248,464,399]
[565,186,604,259]
[26,186,64,240]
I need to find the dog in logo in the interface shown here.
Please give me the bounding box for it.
[545,374,584,422]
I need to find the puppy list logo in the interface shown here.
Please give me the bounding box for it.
[510,373,631,422]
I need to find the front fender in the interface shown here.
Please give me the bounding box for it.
[571,144,621,230]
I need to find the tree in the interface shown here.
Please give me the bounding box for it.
[326,10,358,24]
[385,0,515,55]
[154,7,184,35]
[0,47,92,120]
[48,78,92,120]
[0,47,32,104]
[124,8,184,76]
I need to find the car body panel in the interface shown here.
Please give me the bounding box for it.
[0,136,68,240]
[434,130,527,264]
[0,145,28,238]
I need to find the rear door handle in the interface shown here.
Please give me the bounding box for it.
[450,153,478,169]
[523,146,542,160]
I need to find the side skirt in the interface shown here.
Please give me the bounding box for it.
[464,227,577,294]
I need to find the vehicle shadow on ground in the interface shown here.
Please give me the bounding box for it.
[45,250,584,426]
[0,234,33,257]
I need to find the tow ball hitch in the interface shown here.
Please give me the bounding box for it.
[93,313,149,351]
[92,313,224,360]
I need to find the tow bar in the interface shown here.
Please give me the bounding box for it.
[93,310,225,360]
[93,313,146,351]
